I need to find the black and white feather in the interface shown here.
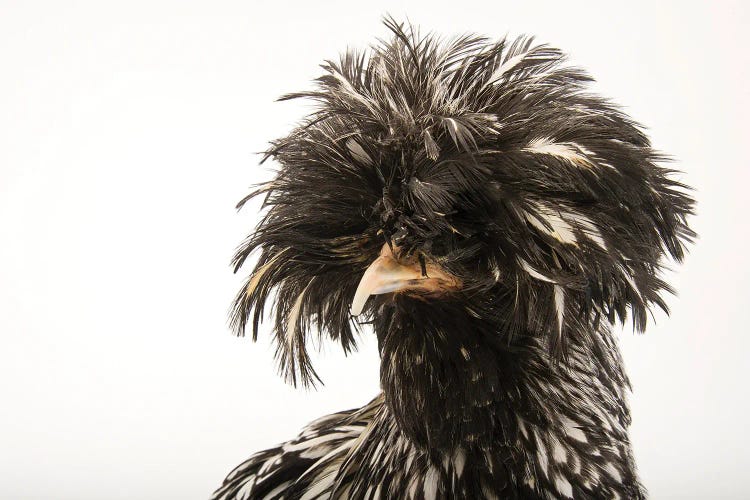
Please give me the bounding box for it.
[215,17,694,499]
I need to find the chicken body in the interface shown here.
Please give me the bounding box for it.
[213,321,643,499]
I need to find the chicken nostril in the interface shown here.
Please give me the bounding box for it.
[418,254,428,277]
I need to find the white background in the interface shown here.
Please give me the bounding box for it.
[1,1,747,498]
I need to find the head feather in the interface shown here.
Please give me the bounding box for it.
[231,17,695,385]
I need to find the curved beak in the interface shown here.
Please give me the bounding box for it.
[350,244,461,316]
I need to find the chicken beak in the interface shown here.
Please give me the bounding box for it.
[350,245,461,316]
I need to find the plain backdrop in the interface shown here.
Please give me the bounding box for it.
[1,1,748,498]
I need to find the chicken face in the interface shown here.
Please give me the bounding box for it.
[230,19,694,387]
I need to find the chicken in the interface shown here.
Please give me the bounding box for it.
[212,17,694,499]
